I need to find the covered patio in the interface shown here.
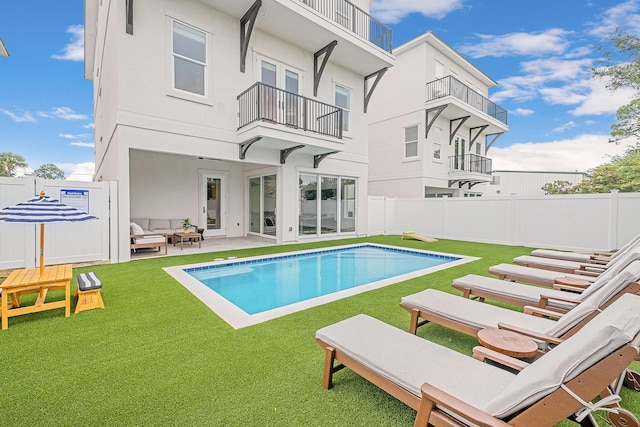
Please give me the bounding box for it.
[129,234,276,259]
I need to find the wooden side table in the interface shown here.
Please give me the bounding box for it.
[477,328,538,359]
[553,276,592,288]
[172,232,202,250]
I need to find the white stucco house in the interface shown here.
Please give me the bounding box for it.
[367,31,509,198]
[84,0,394,262]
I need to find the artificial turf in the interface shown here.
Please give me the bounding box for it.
[0,235,637,426]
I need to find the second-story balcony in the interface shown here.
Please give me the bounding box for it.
[237,83,346,162]
[448,153,493,188]
[239,82,343,139]
[426,76,508,127]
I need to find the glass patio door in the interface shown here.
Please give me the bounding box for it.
[200,173,226,237]
[248,174,277,237]
[259,59,301,126]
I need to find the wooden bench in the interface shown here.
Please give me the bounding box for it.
[75,272,105,314]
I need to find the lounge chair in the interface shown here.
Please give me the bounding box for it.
[530,232,640,262]
[316,294,640,427]
[488,262,598,286]
[512,255,608,274]
[400,260,640,347]
[453,249,640,309]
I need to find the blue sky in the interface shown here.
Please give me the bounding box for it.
[0,0,638,180]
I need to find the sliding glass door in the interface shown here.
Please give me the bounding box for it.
[299,173,356,237]
[248,174,277,237]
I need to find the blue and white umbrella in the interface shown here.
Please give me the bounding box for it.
[0,191,97,273]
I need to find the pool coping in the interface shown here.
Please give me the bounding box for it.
[163,243,479,329]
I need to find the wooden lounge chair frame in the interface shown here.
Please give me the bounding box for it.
[317,338,639,427]
[130,232,168,255]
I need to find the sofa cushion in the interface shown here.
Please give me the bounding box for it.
[149,219,171,230]
[130,218,149,230]
[130,222,144,235]
[170,219,183,229]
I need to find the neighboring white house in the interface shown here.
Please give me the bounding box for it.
[84,0,394,262]
[488,170,586,196]
[367,31,509,198]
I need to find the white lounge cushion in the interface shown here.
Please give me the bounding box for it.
[531,249,593,262]
[132,235,165,245]
[489,264,597,286]
[514,255,583,270]
[130,222,144,235]
[484,293,640,418]
[453,274,576,310]
[316,314,513,407]
[401,289,556,337]
[170,219,184,229]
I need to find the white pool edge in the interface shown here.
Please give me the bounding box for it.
[163,243,479,329]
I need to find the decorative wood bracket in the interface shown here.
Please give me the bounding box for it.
[239,137,262,160]
[280,145,305,164]
[313,41,337,97]
[364,67,388,113]
[314,151,338,168]
[126,0,134,35]
[449,116,470,144]
[240,0,262,73]
[485,132,504,152]
[469,125,488,150]
[425,105,448,138]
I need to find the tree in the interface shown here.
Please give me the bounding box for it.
[541,180,575,195]
[34,163,65,180]
[592,30,640,145]
[542,147,640,194]
[0,152,28,177]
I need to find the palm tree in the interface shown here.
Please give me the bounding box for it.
[0,152,28,176]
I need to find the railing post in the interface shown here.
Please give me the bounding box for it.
[303,98,308,132]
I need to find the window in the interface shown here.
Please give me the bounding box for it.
[476,142,482,155]
[172,21,206,96]
[404,125,418,158]
[433,126,442,160]
[299,173,357,236]
[335,84,350,132]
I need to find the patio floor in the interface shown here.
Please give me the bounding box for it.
[130,234,277,259]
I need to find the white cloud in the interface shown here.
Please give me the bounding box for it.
[489,134,630,172]
[371,0,463,24]
[38,107,88,121]
[58,162,95,182]
[83,123,95,129]
[570,78,636,116]
[51,25,84,61]
[511,108,534,116]
[552,121,578,133]
[459,29,572,58]
[586,0,640,38]
[59,133,92,140]
[0,108,36,123]
[70,141,94,148]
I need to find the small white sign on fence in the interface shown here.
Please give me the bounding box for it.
[60,189,90,214]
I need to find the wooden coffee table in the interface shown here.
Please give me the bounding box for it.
[172,232,202,250]
[477,328,538,359]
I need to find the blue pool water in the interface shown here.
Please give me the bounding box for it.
[185,244,459,315]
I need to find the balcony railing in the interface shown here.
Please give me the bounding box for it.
[426,76,508,125]
[299,0,392,53]
[449,153,492,175]
[238,82,343,139]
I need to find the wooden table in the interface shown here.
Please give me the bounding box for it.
[1,264,72,330]
[172,232,202,250]
[554,276,592,288]
[477,328,538,359]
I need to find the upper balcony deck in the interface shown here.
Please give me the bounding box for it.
[202,0,394,76]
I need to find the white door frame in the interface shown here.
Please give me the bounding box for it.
[199,170,227,237]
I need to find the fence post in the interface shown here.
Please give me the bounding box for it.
[608,189,619,250]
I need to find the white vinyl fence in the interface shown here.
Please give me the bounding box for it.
[368,191,640,252]
[0,176,115,270]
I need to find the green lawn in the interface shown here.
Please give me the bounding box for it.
[0,235,637,426]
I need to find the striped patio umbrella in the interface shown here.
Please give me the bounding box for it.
[0,191,97,273]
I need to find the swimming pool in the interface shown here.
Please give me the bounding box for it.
[164,243,477,329]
